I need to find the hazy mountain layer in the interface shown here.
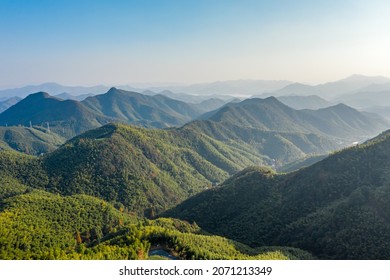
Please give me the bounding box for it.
[0,92,115,138]
[275,95,332,110]
[0,97,21,113]
[271,75,390,99]
[81,88,203,128]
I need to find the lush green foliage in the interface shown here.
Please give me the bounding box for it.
[0,126,65,155]
[1,92,390,260]
[277,154,328,173]
[42,123,264,215]
[0,181,309,260]
[166,131,390,259]
[0,186,136,259]
[0,123,264,216]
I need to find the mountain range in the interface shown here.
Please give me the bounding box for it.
[0,88,225,137]
[0,92,114,138]
[268,75,390,99]
[0,75,383,99]
[2,76,390,260]
[1,88,388,166]
[191,97,388,165]
[166,130,390,259]
[81,88,205,128]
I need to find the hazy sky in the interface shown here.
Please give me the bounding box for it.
[1,0,390,88]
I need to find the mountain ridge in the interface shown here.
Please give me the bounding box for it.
[165,130,390,259]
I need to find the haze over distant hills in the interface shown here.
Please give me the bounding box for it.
[2,75,390,103]
[0,97,22,113]
[275,95,333,110]
[2,75,390,260]
[269,75,390,99]
[0,83,109,99]
[1,87,388,163]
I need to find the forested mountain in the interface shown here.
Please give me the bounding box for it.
[189,97,388,166]
[0,149,310,260]
[0,88,222,141]
[0,92,115,138]
[0,126,65,155]
[0,123,264,216]
[200,97,387,138]
[0,176,309,259]
[301,103,389,139]
[2,83,390,260]
[166,130,390,259]
[81,88,203,128]
[0,92,387,171]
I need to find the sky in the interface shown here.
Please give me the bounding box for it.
[1,0,390,88]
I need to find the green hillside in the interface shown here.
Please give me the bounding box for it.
[42,123,264,216]
[200,97,388,139]
[0,126,65,155]
[277,154,328,173]
[0,123,264,216]
[166,130,390,259]
[185,120,337,166]
[0,177,309,260]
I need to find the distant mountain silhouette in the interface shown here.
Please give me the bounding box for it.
[0,83,109,99]
[0,96,22,113]
[276,95,332,110]
[188,97,389,165]
[0,92,114,137]
[272,75,390,99]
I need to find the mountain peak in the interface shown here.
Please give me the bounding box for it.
[240,96,285,107]
[27,91,51,99]
[107,87,119,93]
